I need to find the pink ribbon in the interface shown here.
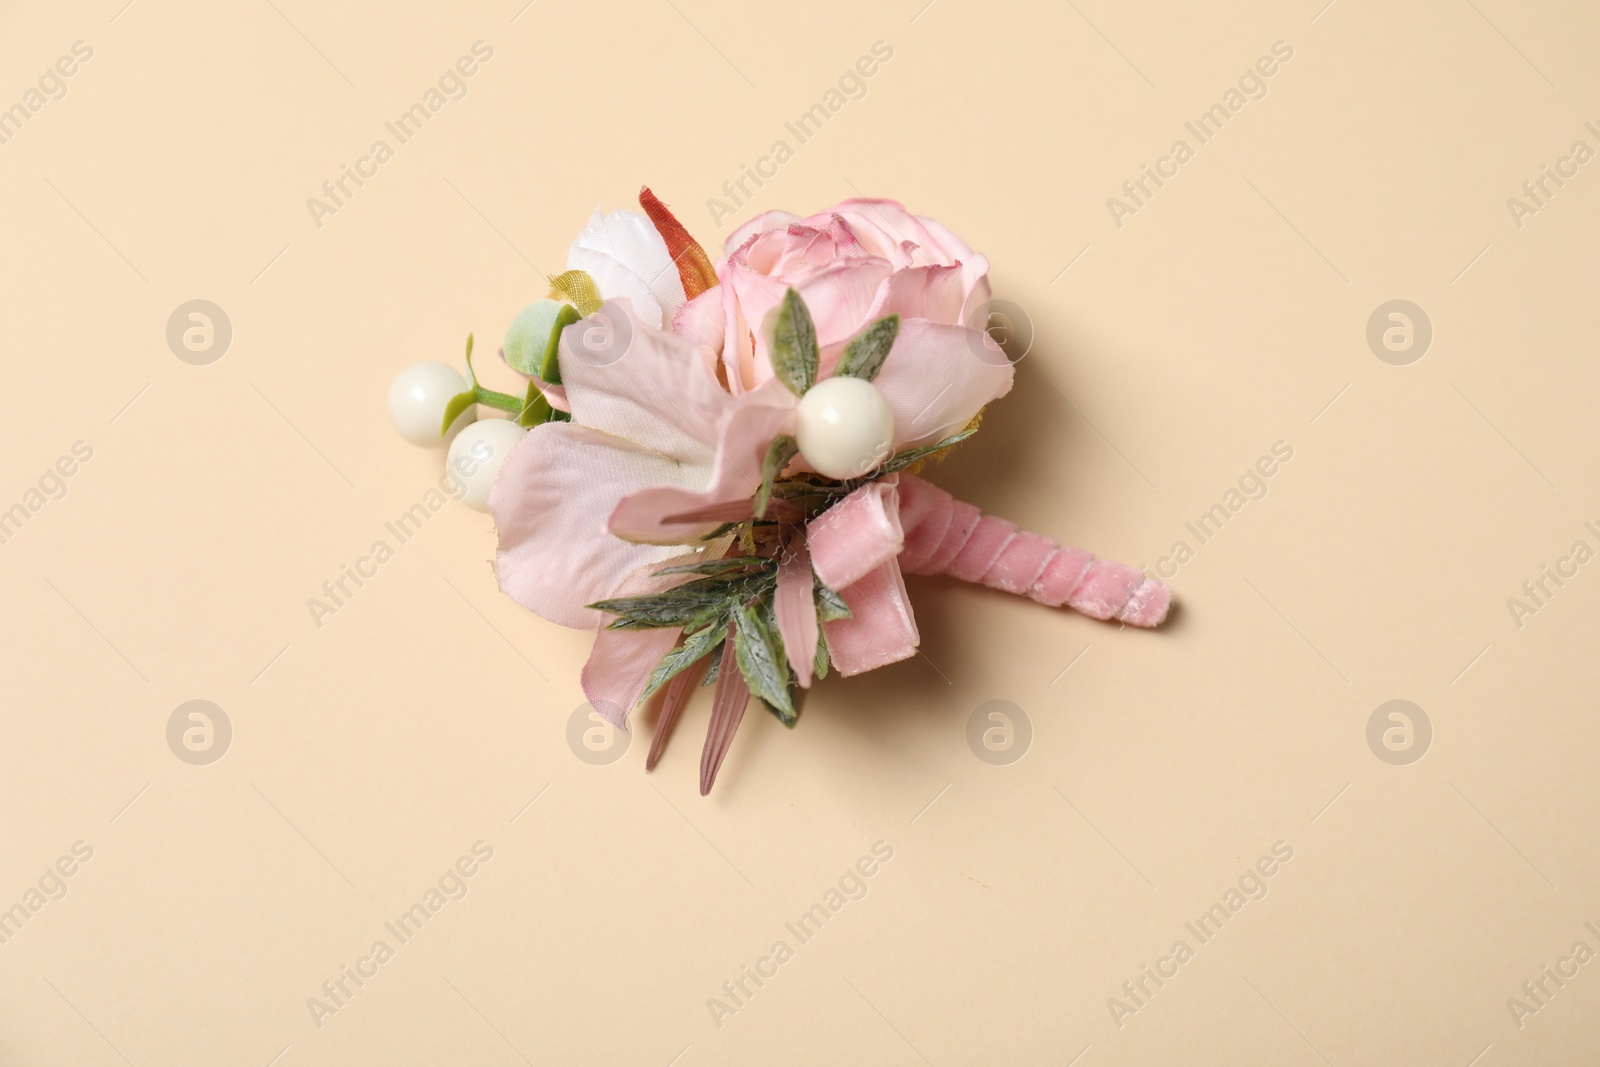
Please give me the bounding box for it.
[807,473,1170,677]
[587,473,1172,721]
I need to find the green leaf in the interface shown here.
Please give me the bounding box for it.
[590,571,773,630]
[440,388,477,437]
[540,304,582,385]
[834,314,899,381]
[640,620,728,703]
[654,556,772,578]
[815,580,852,622]
[813,632,830,681]
[768,288,818,396]
[701,640,727,687]
[591,579,737,630]
[753,435,798,519]
[517,382,552,428]
[503,300,564,376]
[877,426,980,474]
[734,599,794,722]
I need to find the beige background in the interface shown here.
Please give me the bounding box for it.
[2,0,1597,1063]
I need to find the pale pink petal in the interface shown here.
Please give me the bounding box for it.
[489,422,708,630]
[807,479,904,592]
[915,213,979,262]
[774,224,837,275]
[646,667,700,771]
[526,369,569,413]
[723,209,800,255]
[821,559,920,676]
[560,300,734,463]
[774,535,818,688]
[720,276,755,396]
[862,264,967,325]
[728,257,893,387]
[579,545,713,727]
[607,381,797,544]
[582,624,681,728]
[701,633,750,794]
[672,284,727,383]
[872,318,1015,450]
[955,256,993,327]
[798,200,949,267]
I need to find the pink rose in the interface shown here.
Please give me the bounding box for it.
[675,198,1011,450]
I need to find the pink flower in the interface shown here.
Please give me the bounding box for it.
[489,300,793,631]
[676,198,1013,450]
[494,198,1015,635]
[490,200,1015,726]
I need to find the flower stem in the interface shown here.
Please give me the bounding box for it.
[474,388,523,413]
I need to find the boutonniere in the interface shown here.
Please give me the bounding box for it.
[388,190,1171,793]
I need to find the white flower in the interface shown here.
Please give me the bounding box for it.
[565,209,686,328]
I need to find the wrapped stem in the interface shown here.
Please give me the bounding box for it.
[896,475,1170,628]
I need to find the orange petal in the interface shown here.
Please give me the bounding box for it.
[640,186,719,301]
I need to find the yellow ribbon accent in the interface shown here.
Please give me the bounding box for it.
[549,270,603,316]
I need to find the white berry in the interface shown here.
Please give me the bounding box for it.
[795,376,896,480]
[389,361,474,446]
[447,418,527,511]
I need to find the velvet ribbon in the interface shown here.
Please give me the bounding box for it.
[808,473,1171,676]
[584,474,1172,722]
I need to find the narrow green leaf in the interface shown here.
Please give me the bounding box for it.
[517,382,552,428]
[590,572,773,629]
[440,389,477,436]
[877,426,980,474]
[591,586,732,630]
[834,314,900,381]
[640,620,728,704]
[540,304,582,385]
[734,600,794,721]
[813,632,830,681]
[814,580,852,622]
[653,556,772,578]
[768,288,818,396]
[753,435,798,519]
[701,640,727,687]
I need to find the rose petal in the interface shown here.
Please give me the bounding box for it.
[798,200,951,268]
[723,209,800,256]
[727,257,892,389]
[864,263,967,325]
[872,318,1015,450]
[774,534,819,688]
